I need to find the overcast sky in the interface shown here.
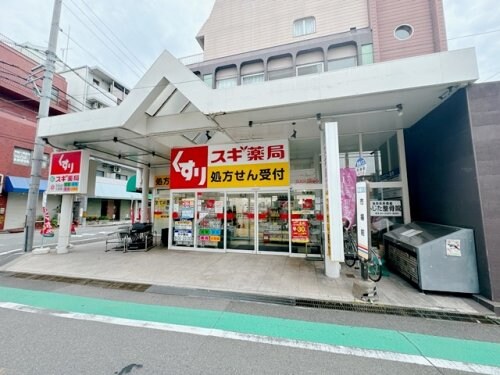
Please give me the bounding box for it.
[0,0,499,88]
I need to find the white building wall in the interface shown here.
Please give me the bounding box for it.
[198,0,369,60]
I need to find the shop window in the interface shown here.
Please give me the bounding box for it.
[172,193,195,248]
[197,192,224,250]
[293,17,316,37]
[338,131,400,182]
[13,148,31,166]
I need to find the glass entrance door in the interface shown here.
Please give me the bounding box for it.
[257,192,290,253]
[226,193,255,251]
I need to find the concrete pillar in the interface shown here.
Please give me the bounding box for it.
[56,194,73,254]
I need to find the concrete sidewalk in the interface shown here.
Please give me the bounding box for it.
[0,240,492,316]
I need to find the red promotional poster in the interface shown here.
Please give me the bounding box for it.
[170,146,209,189]
[291,219,309,243]
[49,151,83,175]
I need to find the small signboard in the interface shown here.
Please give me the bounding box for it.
[154,175,170,189]
[370,200,402,217]
[446,239,462,257]
[356,181,370,261]
[355,157,367,177]
[47,150,90,194]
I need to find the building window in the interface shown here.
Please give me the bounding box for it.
[296,62,323,76]
[93,78,100,86]
[96,170,105,177]
[394,25,413,40]
[361,44,374,65]
[268,55,294,81]
[203,74,213,88]
[268,68,295,81]
[293,17,316,37]
[241,73,265,85]
[42,153,49,169]
[327,45,357,71]
[215,66,237,89]
[50,87,59,103]
[13,148,31,166]
[216,77,237,88]
[328,57,357,71]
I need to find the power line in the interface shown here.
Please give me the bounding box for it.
[79,0,149,71]
[62,1,144,78]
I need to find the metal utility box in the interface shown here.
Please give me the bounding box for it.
[383,222,479,293]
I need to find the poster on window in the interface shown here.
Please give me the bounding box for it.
[370,200,402,217]
[291,219,309,243]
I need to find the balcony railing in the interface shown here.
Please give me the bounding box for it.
[179,53,204,66]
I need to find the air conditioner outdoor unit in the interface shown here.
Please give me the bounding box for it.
[112,166,121,173]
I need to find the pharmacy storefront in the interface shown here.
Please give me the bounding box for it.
[167,139,324,256]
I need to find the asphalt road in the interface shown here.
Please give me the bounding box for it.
[0,275,498,375]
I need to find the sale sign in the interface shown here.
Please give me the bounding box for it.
[291,219,309,243]
[170,140,289,189]
[47,150,90,194]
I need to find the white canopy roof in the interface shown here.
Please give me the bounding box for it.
[39,48,478,170]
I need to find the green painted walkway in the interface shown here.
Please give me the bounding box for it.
[1,286,499,368]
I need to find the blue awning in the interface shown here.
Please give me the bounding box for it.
[4,176,47,193]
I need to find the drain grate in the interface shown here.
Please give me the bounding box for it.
[9,272,151,292]
[6,272,498,325]
[295,299,500,325]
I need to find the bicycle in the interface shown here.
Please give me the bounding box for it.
[343,224,382,282]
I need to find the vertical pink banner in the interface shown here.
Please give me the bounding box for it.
[340,168,357,228]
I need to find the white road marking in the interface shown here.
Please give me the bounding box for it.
[0,249,23,256]
[0,302,498,375]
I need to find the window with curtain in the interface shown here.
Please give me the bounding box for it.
[241,73,265,85]
[216,77,237,88]
[293,17,316,37]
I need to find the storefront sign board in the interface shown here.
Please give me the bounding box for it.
[170,140,289,189]
[370,200,402,217]
[154,175,170,188]
[356,181,370,261]
[47,150,90,194]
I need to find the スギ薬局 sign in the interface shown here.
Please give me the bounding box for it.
[170,140,289,189]
[47,150,90,194]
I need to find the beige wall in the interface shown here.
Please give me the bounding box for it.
[198,0,369,61]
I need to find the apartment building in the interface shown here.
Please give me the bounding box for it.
[0,41,68,230]
[186,0,446,88]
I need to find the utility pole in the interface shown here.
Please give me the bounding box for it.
[24,0,63,252]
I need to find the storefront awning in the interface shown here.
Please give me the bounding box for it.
[4,176,47,193]
[126,175,140,192]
